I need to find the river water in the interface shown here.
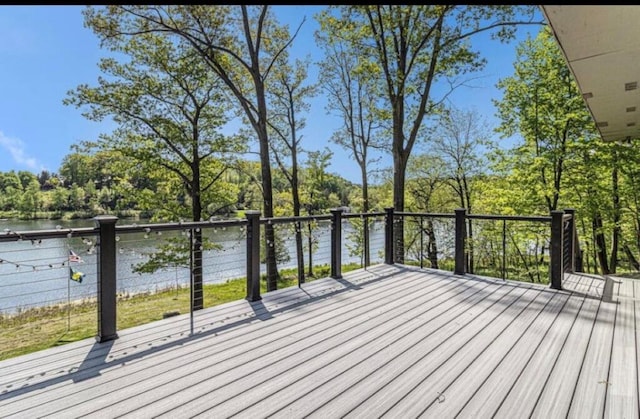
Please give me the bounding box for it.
[0,217,386,314]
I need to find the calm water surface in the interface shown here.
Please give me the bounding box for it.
[0,218,386,314]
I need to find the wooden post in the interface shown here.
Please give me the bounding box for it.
[245,211,262,302]
[454,208,467,275]
[94,215,119,343]
[330,208,344,279]
[384,207,395,264]
[550,210,564,290]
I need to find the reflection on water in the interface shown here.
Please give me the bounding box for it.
[0,218,386,314]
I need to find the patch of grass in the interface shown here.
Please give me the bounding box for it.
[0,262,362,361]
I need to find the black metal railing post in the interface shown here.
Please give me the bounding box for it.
[384,207,395,265]
[454,208,467,275]
[94,215,119,343]
[245,211,262,302]
[563,208,576,273]
[550,210,565,290]
[330,208,344,279]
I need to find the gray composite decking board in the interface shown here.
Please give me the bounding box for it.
[604,276,639,419]
[218,276,506,419]
[381,288,559,419]
[566,279,619,419]
[114,271,492,419]
[423,290,571,418]
[0,270,388,408]
[1,267,430,417]
[528,272,602,419]
[8,268,440,418]
[0,281,354,397]
[563,273,592,294]
[272,279,516,419]
[0,266,395,391]
[528,295,603,419]
[564,273,603,299]
[340,285,537,419]
[3,266,638,419]
[0,272,354,382]
[490,293,589,419]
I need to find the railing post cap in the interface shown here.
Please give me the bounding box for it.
[93,215,118,226]
[455,208,467,213]
[331,207,346,213]
[551,209,565,215]
[244,210,261,217]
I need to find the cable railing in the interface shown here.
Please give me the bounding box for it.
[0,207,580,359]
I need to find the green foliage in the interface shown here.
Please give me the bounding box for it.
[132,235,222,274]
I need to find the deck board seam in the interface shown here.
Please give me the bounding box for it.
[105,272,491,418]
[338,284,531,418]
[498,276,594,418]
[233,279,504,418]
[0,270,431,406]
[5,270,452,416]
[453,290,572,418]
[413,288,562,417]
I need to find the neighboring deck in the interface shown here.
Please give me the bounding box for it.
[0,264,638,418]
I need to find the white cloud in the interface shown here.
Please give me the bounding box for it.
[0,131,40,170]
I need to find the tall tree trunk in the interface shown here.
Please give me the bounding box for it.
[426,219,438,269]
[623,244,640,271]
[609,154,620,273]
[392,152,407,263]
[307,207,314,277]
[255,104,278,291]
[593,213,610,274]
[362,166,370,267]
[290,143,305,284]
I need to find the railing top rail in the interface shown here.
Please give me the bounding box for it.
[0,227,97,242]
[396,212,456,219]
[260,214,332,225]
[114,218,248,234]
[343,212,386,219]
[467,214,552,223]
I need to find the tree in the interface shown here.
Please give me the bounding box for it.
[495,27,591,213]
[301,148,338,276]
[66,14,241,309]
[318,5,542,262]
[316,18,388,265]
[494,26,616,274]
[431,106,493,272]
[267,54,316,283]
[84,5,304,291]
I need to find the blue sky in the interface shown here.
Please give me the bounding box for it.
[0,6,544,184]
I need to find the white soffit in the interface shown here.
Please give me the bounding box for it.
[541,5,640,142]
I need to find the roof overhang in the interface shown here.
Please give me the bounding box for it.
[541,5,640,143]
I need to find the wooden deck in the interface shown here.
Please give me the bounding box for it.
[0,264,638,418]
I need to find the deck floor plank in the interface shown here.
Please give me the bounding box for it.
[122,272,486,418]
[2,268,427,417]
[382,288,557,418]
[566,279,619,419]
[342,285,535,418]
[605,277,639,419]
[491,292,590,418]
[229,277,502,419]
[427,290,571,418]
[1,265,638,419]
